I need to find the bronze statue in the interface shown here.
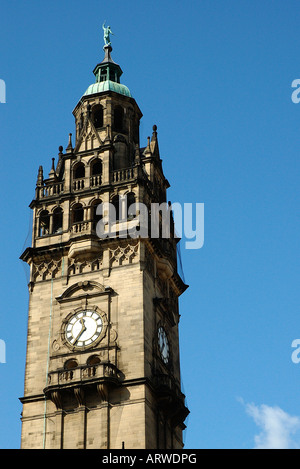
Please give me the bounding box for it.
[102,21,114,46]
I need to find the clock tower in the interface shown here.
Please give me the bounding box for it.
[20,37,189,449]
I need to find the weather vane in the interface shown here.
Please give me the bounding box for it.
[102,21,114,48]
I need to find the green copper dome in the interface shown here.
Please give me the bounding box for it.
[84,80,131,98]
[83,45,132,98]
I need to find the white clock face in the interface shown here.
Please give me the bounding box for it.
[65,310,103,348]
[158,326,170,364]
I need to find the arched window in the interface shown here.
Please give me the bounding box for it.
[86,355,101,377]
[39,210,50,237]
[91,159,102,176]
[114,106,124,132]
[74,162,85,179]
[87,355,101,366]
[64,359,78,370]
[92,105,103,128]
[53,207,63,234]
[63,359,78,381]
[90,159,102,188]
[127,192,136,219]
[72,203,84,224]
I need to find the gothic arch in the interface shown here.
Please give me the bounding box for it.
[50,204,62,213]
[70,200,87,209]
[88,196,103,206]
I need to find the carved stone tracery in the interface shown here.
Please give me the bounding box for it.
[109,241,139,267]
[33,259,62,281]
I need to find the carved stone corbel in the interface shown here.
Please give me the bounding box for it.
[50,391,62,410]
[97,383,109,403]
[74,387,85,407]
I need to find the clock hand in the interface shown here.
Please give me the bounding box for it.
[73,319,86,344]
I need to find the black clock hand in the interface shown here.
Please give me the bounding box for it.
[73,318,86,344]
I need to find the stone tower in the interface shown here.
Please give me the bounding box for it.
[20,40,189,449]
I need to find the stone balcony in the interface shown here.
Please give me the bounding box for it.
[111,167,135,183]
[36,181,64,199]
[35,166,139,201]
[153,373,189,428]
[44,362,122,408]
[47,362,121,388]
[73,175,102,192]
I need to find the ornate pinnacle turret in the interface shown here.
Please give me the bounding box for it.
[83,24,132,99]
[150,124,160,158]
[36,165,43,187]
[93,44,123,85]
[66,133,73,153]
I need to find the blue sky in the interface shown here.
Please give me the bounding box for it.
[0,0,300,449]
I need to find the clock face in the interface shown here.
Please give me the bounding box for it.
[158,326,170,364]
[65,310,103,349]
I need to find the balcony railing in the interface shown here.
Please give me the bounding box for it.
[46,363,121,389]
[90,175,102,187]
[73,175,103,192]
[70,221,91,234]
[153,373,182,398]
[112,167,135,183]
[36,166,138,200]
[73,178,85,191]
[153,373,189,426]
[38,182,64,199]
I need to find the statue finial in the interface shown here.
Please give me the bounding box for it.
[102,21,114,48]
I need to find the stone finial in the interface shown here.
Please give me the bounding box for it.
[151,124,157,140]
[150,124,160,158]
[143,136,152,157]
[135,144,141,164]
[104,124,112,143]
[36,165,44,186]
[48,158,57,180]
[66,133,73,153]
